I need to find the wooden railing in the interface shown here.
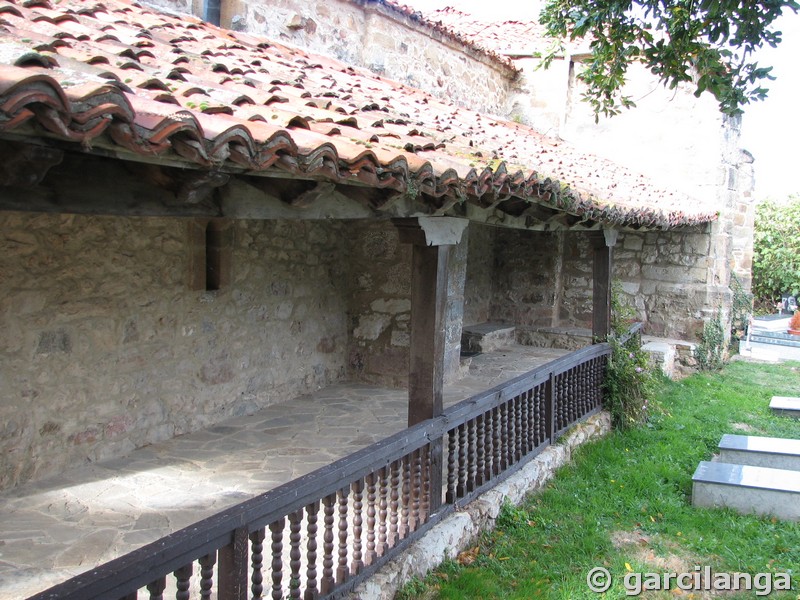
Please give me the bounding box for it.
[30,334,625,600]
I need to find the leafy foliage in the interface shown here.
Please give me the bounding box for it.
[604,283,657,430]
[729,272,753,349]
[693,310,727,371]
[752,196,800,302]
[540,0,798,119]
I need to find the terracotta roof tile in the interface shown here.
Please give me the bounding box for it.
[0,0,714,229]
[424,7,550,56]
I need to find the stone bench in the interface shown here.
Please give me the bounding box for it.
[718,434,800,471]
[692,461,800,521]
[461,323,516,354]
[770,396,800,418]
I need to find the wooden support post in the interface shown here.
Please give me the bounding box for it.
[395,217,467,514]
[407,242,449,426]
[218,526,249,600]
[592,229,617,342]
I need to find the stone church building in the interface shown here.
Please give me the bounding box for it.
[0,0,751,503]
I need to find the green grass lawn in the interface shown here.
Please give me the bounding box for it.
[397,360,800,599]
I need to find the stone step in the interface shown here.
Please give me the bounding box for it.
[749,332,800,348]
[692,461,800,521]
[461,323,516,354]
[717,434,800,471]
[770,396,800,419]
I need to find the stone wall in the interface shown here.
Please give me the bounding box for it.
[346,220,467,388]
[141,0,515,117]
[490,229,559,327]
[0,212,349,490]
[462,225,720,340]
[346,221,412,388]
[463,223,493,325]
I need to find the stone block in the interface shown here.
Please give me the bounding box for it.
[770,396,800,419]
[718,434,800,471]
[692,461,800,521]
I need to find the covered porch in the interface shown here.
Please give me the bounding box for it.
[0,2,718,599]
[1,343,574,599]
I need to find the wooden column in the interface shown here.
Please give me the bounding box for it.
[407,242,450,425]
[395,217,467,513]
[592,228,617,342]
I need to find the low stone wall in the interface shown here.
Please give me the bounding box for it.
[352,411,612,599]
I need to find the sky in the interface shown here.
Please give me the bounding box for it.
[402,0,800,200]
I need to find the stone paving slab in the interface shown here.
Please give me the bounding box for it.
[0,344,567,599]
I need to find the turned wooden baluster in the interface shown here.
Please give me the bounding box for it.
[556,373,565,431]
[491,406,501,476]
[565,369,573,423]
[584,362,590,413]
[321,494,336,595]
[389,460,400,545]
[579,363,588,415]
[592,356,606,408]
[476,413,485,487]
[529,388,537,449]
[523,390,533,454]
[305,501,319,600]
[289,509,303,599]
[484,409,494,481]
[250,529,266,600]
[378,466,389,556]
[420,445,430,523]
[520,395,526,455]
[514,395,523,462]
[352,479,364,574]
[539,385,546,445]
[336,488,349,584]
[146,576,166,600]
[175,564,192,600]
[400,456,411,538]
[456,423,467,497]
[499,402,509,471]
[269,519,284,600]
[466,419,477,492]
[411,449,422,530]
[572,368,579,421]
[365,473,377,565]
[446,429,457,503]
[199,552,216,600]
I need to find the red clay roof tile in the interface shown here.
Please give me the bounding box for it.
[0,0,714,229]
[424,7,550,56]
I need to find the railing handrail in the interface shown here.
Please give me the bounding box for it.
[29,325,641,600]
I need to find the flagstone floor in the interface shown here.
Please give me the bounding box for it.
[0,344,568,599]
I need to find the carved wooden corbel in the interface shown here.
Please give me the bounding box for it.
[177,171,230,206]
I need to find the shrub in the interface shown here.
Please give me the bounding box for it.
[604,283,657,430]
[752,197,800,303]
